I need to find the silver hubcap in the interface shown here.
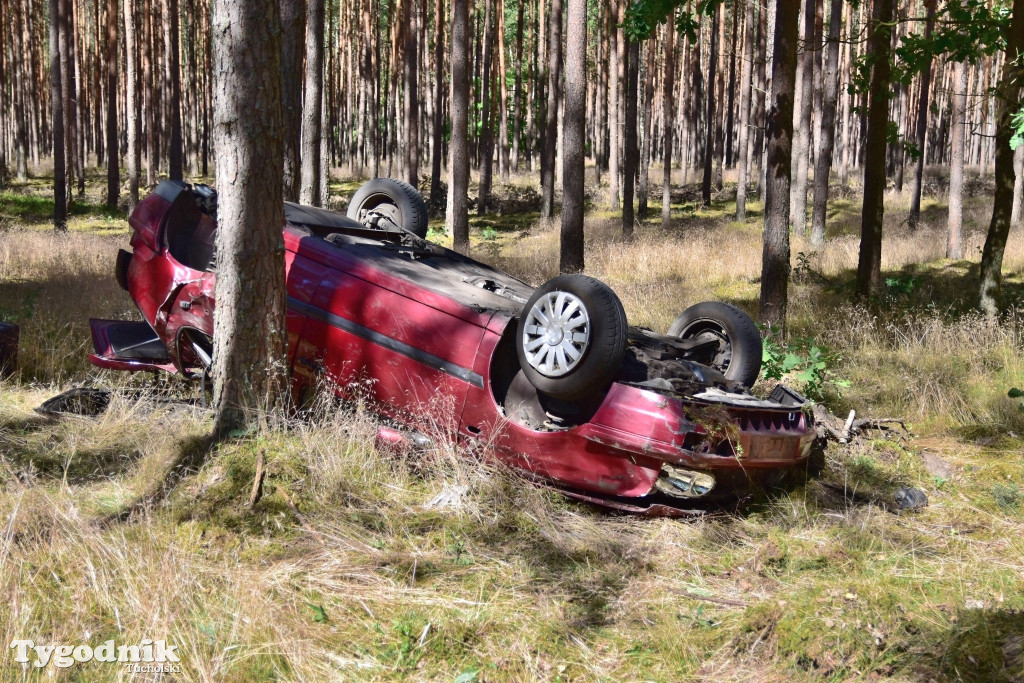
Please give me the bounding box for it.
[522,291,590,377]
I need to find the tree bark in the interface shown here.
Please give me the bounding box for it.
[790,0,813,235]
[210,0,287,435]
[164,0,183,181]
[907,0,935,229]
[540,0,562,218]
[123,0,140,208]
[623,31,639,238]
[429,0,445,207]
[948,61,967,260]
[725,0,739,168]
[662,19,675,229]
[736,0,754,220]
[702,6,718,206]
[809,0,840,246]
[477,0,495,213]
[979,0,1024,313]
[560,0,586,273]
[448,0,470,252]
[607,0,621,209]
[855,0,894,297]
[512,0,525,171]
[638,34,655,218]
[760,0,799,331]
[280,0,305,201]
[497,1,510,183]
[403,0,419,186]
[105,0,119,207]
[50,0,68,231]
[300,0,325,205]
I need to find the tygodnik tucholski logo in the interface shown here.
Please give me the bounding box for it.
[9,638,182,673]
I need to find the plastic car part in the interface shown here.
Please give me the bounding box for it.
[516,274,627,402]
[668,301,763,388]
[346,177,429,239]
[654,464,716,498]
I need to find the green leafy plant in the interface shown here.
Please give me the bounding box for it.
[761,326,850,402]
[479,225,498,241]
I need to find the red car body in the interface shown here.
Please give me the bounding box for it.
[90,181,813,513]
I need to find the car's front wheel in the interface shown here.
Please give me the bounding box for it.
[516,274,627,402]
[346,178,429,238]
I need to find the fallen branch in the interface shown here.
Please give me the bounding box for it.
[678,590,749,608]
[247,449,265,509]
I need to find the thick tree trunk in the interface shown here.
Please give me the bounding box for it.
[979,0,1024,313]
[638,35,655,218]
[948,61,967,259]
[661,18,675,228]
[300,0,325,205]
[907,0,935,230]
[165,0,183,180]
[429,0,445,207]
[790,0,813,235]
[623,34,639,238]
[403,0,419,186]
[477,0,494,213]
[448,0,470,252]
[809,0,840,246]
[560,0,586,273]
[760,0,799,331]
[512,0,524,171]
[607,0,621,209]
[210,0,287,435]
[105,0,119,207]
[50,0,68,231]
[736,0,754,220]
[540,0,562,218]
[702,6,718,206]
[123,0,140,208]
[855,0,894,297]
[280,0,304,201]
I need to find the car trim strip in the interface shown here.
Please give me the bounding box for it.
[288,296,485,389]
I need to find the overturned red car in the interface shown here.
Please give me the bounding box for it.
[89,178,814,513]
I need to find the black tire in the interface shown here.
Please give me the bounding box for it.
[516,275,628,402]
[668,302,762,387]
[346,178,429,239]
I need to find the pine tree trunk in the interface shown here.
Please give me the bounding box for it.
[403,0,419,186]
[725,0,738,168]
[623,33,639,238]
[104,0,119,207]
[760,0,799,331]
[948,61,967,260]
[735,0,753,220]
[512,0,524,171]
[790,0,813,235]
[477,0,494,213]
[661,19,675,228]
[702,6,717,206]
[979,0,1024,313]
[560,0,586,273]
[123,0,140,207]
[1011,145,1023,228]
[809,0,840,246]
[907,0,935,229]
[280,0,304,201]
[855,0,894,297]
[209,0,287,435]
[50,0,68,231]
[638,34,655,217]
[837,0,851,185]
[497,2,510,183]
[448,0,470,251]
[540,0,562,218]
[607,0,621,209]
[165,0,183,180]
[300,0,324,205]
[429,0,445,207]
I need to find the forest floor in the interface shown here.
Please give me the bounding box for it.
[1,167,1023,681]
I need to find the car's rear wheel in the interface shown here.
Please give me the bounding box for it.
[516,275,627,402]
[667,301,762,387]
[346,178,429,239]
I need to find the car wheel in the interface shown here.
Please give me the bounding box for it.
[667,301,762,387]
[346,178,429,239]
[516,274,627,402]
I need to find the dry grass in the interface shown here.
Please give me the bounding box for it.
[2,174,1024,680]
